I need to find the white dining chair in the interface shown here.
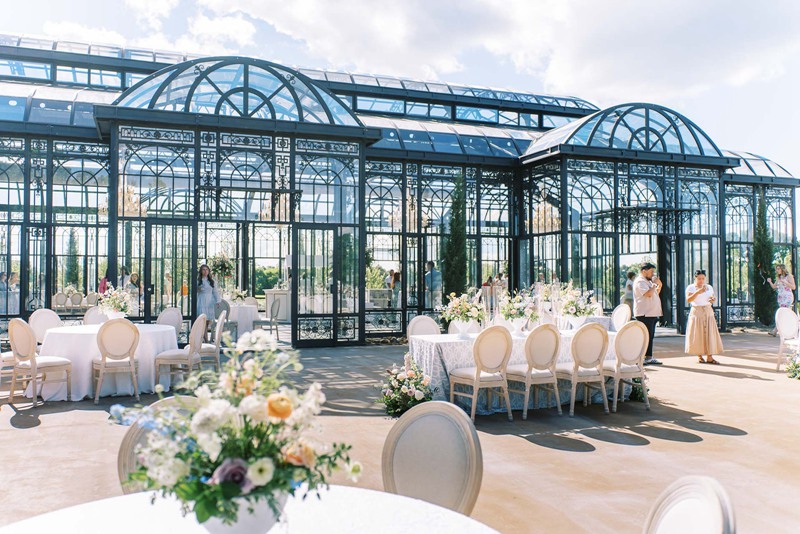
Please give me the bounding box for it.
[407,315,441,337]
[85,292,99,308]
[154,314,205,385]
[68,292,83,312]
[775,307,799,371]
[53,292,68,313]
[243,296,259,307]
[28,308,63,347]
[93,318,140,405]
[382,401,483,515]
[555,322,610,416]
[611,304,632,331]
[253,299,280,341]
[449,325,513,422]
[156,306,184,343]
[83,306,108,325]
[592,302,604,316]
[118,395,200,494]
[215,300,238,341]
[8,318,72,407]
[643,476,736,534]
[200,310,226,371]
[1,349,15,381]
[603,320,650,412]
[507,323,562,418]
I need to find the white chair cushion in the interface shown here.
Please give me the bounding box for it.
[156,348,193,360]
[93,357,136,367]
[602,361,642,373]
[505,364,554,379]
[199,343,216,353]
[784,339,800,347]
[450,367,503,381]
[16,356,71,368]
[555,363,601,377]
[2,350,14,363]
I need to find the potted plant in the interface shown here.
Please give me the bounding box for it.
[377,353,434,416]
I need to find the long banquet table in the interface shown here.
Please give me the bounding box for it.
[410,329,620,415]
[26,324,178,402]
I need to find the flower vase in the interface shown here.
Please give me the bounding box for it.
[451,320,471,337]
[509,318,528,334]
[202,495,288,534]
[568,316,587,330]
[106,311,126,320]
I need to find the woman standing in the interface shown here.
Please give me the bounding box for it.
[767,264,796,335]
[197,264,221,320]
[685,270,724,364]
[126,273,143,315]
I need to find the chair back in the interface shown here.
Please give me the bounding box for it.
[592,302,604,316]
[8,318,37,364]
[214,310,227,349]
[244,296,258,307]
[29,308,63,344]
[644,475,736,534]
[382,401,482,515]
[539,310,556,325]
[97,319,140,362]
[775,307,799,341]
[69,293,83,307]
[156,307,183,339]
[188,314,207,355]
[612,304,632,331]
[215,299,231,318]
[615,320,649,366]
[524,323,561,370]
[570,322,609,368]
[473,325,512,372]
[270,298,280,320]
[86,292,99,306]
[84,306,108,325]
[53,292,68,307]
[118,395,200,494]
[407,315,440,337]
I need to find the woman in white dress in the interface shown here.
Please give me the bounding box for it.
[685,269,724,364]
[196,264,220,320]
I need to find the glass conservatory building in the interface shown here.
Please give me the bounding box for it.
[0,36,796,346]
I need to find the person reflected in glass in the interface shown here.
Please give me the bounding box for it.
[767,264,796,336]
[99,269,110,294]
[0,272,7,292]
[424,261,442,308]
[385,269,395,289]
[391,271,401,308]
[685,270,723,364]
[127,272,143,315]
[633,263,663,365]
[197,264,221,323]
[118,266,130,290]
[8,272,19,314]
[0,272,6,315]
[623,271,635,313]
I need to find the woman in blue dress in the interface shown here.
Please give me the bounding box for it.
[196,264,220,321]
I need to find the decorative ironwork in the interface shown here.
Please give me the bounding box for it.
[337,317,358,340]
[726,305,755,323]
[297,317,333,340]
[295,139,358,155]
[365,311,402,333]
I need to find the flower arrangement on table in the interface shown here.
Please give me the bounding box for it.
[786,353,800,379]
[559,283,596,317]
[377,353,434,417]
[98,283,130,315]
[110,330,361,526]
[437,292,486,324]
[230,288,248,303]
[64,284,77,297]
[209,253,236,280]
[499,290,539,323]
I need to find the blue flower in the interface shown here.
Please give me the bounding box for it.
[109,404,127,423]
[291,480,302,490]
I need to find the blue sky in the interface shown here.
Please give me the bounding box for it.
[4,0,800,175]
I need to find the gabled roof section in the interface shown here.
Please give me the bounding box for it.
[114,57,361,127]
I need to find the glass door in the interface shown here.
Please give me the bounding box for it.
[587,234,616,311]
[144,222,193,322]
[295,226,335,345]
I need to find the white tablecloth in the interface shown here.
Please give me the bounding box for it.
[29,324,178,402]
[0,485,497,534]
[228,304,259,335]
[410,329,619,415]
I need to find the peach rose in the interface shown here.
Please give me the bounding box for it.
[283,441,316,467]
[267,393,293,420]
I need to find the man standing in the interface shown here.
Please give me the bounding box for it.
[424,261,442,308]
[633,262,663,365]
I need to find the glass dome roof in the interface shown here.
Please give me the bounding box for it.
[722,150,793,178]
[114,57,361,127]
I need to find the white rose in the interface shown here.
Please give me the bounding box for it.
[238,394,268,422]
[401,385,409,394]
[414,390,425,401]
[196,432,222,462]
[247,458,275,486]
[397,373,407,381]
[191,399,235,435]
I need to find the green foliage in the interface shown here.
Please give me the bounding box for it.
[443,174,467,297]
[65,228,80,287]
[377,355,434,417]
[629,377,650,402]
[787,356,800,379]
[254,266,280,293]
[366,264,388,290]
[754,188,777,326]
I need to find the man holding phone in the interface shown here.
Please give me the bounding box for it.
[633,262,663,365]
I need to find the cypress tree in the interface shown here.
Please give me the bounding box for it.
[753,187,776,325]
[65,228,80,287]
[443,174,467,297]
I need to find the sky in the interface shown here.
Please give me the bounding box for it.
[3,0,800,175]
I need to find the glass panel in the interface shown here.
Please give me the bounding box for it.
[0,60,51,80]
[150,224,193,318]
[356,96,404,114]
[455,106,498,123]
[0,96,25,121]
[118,220,146,320]
[29,99,72,124]
[297,227,334,315]
[0,225,22,318]
[57,66,89,84]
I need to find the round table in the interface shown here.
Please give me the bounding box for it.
[227,304,259,335]
[30,324,178,402]
[0,486,498,533]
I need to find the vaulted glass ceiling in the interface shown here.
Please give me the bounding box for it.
[723,150,794,178]
[0,81,118,126]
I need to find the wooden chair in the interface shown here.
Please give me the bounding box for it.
[117,395,200,494]
[8,318,72,407]
[85,292,99,308]
[644,476,736,534]
[28,308,63,348]
[449,325,513,422]
[555,322,610,416]
[68,292,83,312]
[199,310,226,371]
[603,320,650,412]
[382,401,483,515]
[253,298,280,341]
[154,314,205,386]
[775,307,799,371]
[156,306,183,343]
[243,296,259,307]
[407,315,441,338]
[53,292,68,313]
[93,319,140,405]
[83,306,108,325]
[506,323,562,418]
[611,304,631,331]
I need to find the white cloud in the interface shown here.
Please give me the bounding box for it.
[40,21,126,46]
[124,0,180,32]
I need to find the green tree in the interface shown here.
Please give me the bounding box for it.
[754,187,776,325]
[254,266,280,293]
[443,174,467,296]
[65,228,80,288]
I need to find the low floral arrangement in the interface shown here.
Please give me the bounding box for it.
[377,353,434,416]
[499,290,539,323]
[437,292,486,324]
[98,284,130,315]
[209,253,235,280]
[230,288,248,303]
[110,330,361,525]
[629,376,650,402]
[559,283,596,317]
[786,353,800,379]
[64,284,77,297]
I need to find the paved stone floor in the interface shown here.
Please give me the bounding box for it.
[1,331,799,532]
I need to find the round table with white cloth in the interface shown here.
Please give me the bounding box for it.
[0,485,498,534]
[409,329,619,415]
[27,324,178,402]
[227,304,259,335]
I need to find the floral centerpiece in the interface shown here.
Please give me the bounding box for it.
[786,353,800,379]
[437,292,486,331]
[377,353,434,417]
[209,253,236,281]
[559,282,596,328]
[98,283,130,318]
[111,330,361,530]
[230,288,248,304]
[64,284,77,297]
[499,290,539,332]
